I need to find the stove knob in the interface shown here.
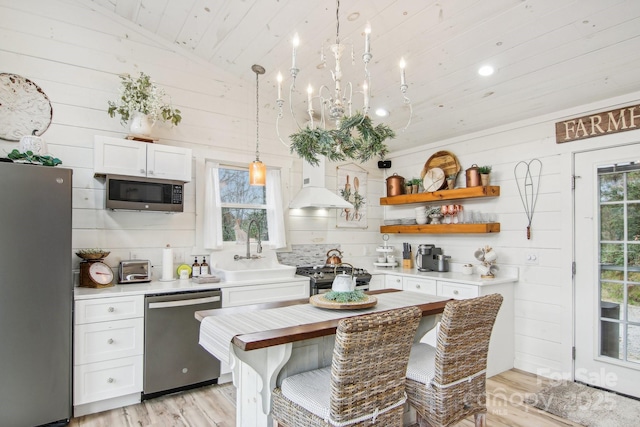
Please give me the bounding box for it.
[361,269,368,274]
[313,272,319,278]
[319,272,325,278]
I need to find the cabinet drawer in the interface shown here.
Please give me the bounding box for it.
[385,274,403,289]
[403,277,437,295]
[75,295,144,324]
[437,282,479,299]
[73,355,143,405]
[74,318,144,365]
[222,280,309,307]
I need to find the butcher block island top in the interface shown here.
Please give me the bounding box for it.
[196,289,449,362]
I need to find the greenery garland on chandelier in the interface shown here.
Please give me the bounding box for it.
[289,112,395,166]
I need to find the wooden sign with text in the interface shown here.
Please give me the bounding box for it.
[555,104,640,143]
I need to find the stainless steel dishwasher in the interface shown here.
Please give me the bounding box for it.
[143,290,221,400]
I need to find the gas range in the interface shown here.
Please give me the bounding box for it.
[295,265,371,295]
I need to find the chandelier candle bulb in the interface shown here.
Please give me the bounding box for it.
[364,22,371,54]
[400,57,407,86]
[276,72,282,100]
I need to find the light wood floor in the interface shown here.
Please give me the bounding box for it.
[69,369,582,427]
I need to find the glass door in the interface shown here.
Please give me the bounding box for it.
[574,144,640,398]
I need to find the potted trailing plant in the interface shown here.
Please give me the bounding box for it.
[411,178,422,194]
[478,165,492,186]
[107,72,182,136]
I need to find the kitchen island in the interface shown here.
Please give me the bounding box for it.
[196,289,450,427]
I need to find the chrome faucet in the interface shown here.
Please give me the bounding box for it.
[234,219,262,260]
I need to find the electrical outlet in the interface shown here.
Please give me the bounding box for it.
[173,249,183,264]
[525,252,539,265]
[130,251,139,260]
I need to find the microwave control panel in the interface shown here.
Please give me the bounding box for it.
[172,185,183,204]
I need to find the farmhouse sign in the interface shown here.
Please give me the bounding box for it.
[555,104,640,143]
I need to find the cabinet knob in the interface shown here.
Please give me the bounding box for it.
[148,170,154,175]
[453,290,459,295]
[107,377,114,383]
[108,307,115,313]
[396,279,401,283]
[140,169,146,174]
[107,338,114,344]
[416,284,421,289]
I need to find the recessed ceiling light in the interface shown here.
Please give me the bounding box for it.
[375,108,389,117]
[478,65,494,76]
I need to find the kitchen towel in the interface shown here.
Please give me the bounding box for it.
[161,244,173,281]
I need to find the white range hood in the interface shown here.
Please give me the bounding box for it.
[289,157,354,209]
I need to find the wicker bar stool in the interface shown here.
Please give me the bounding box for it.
[405,294,503,427]
[271,306,422,427]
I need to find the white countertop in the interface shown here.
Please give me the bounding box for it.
[369,264,519,286]
[73,275,310,300]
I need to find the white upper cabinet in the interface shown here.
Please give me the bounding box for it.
[94,136,192,182]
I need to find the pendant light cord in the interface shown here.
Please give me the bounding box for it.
[255,69,260,161]
[251,64,265,162]
[335,0,340,44]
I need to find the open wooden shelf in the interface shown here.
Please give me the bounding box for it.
[380,186,500,205]
[380,223,500,234]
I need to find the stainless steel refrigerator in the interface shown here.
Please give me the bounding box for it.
[0,161,72,426]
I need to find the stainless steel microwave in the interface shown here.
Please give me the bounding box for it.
[105,175,184,212]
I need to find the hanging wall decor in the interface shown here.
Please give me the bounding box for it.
[0,73,52,141]
[336,163,368,228]
[514,158,542,239]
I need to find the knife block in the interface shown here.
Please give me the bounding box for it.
[403,257,413,269]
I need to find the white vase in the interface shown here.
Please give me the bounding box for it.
[128,111,155,137]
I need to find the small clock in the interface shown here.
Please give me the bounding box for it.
[79,261,114,288]
[423,167,445,192]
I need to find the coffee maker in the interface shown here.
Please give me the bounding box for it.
[415,244,451,272]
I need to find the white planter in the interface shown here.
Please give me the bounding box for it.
[128,112,155,137]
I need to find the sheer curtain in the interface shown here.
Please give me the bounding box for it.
[203,161,223,249]
[266,169,287,249]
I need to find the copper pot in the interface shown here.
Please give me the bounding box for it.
[326,249,343,266]
[466,164,480,187]
[386,173,405,197]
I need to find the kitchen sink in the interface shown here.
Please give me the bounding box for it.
[211,251,296,282]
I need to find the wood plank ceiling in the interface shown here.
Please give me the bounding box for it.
[90,0,640,153]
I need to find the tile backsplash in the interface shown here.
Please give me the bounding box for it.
[277,244,342,266]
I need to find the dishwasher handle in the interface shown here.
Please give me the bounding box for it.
[148,295,221,309]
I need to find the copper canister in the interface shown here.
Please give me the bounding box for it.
[466,164,480,187]
[386,173,405,196]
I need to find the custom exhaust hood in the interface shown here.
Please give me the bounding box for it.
[289,157,353,209]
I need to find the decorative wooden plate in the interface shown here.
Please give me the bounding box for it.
[420,150,461,181]
[309,294,377,310]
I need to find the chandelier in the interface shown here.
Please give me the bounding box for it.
[276,0,412,166]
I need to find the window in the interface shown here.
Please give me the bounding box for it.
[218,166,269,242]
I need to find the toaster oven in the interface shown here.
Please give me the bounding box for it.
[119,260,152,284]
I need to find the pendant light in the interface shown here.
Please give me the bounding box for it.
[249,64,266,186]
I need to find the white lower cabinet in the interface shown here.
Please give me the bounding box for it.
[222,279,309,308]
[368,274,385,291]
[383,273,515,378]
[74,295,144,416]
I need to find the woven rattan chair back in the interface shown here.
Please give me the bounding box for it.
[272,305,422,427]
[435,293,503,387]
[406,293,503,427]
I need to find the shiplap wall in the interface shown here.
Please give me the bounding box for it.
[3,0,640,379]
[386,92,640,377]
[0,0,384,275]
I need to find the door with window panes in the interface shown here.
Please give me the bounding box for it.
[219,166,268,243]
[574,144,640,398]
